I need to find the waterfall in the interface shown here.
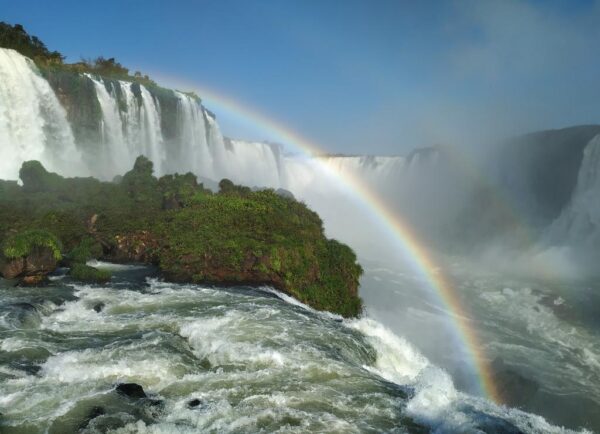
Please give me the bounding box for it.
[0,48,82,180]
[138,85,165,174]
[546,134,600,248]
[85,74,130,175]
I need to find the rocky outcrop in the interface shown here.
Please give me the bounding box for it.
[109,231,159,263]
[0,244,59,284]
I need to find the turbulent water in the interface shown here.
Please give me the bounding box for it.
[2,47,600,432]
[0,264,585,433]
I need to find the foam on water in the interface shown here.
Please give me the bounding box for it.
[0,273,591,433]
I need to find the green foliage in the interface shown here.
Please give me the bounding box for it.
[19,160,65,192]
[0,159,364,317]
[68,237,103,264]
[2,230,62,261]
[70,263,111,283]
[0,22,63,64]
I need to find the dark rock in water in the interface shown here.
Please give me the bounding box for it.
[491,357,539,407]
[88,406,105,419]
[20,274,47,286]
[115,382,147,399]
[11,360,42,375]
[0,240,59,284]
[187,398,202,408]
[77,406,106,431]
[93,302,105,313]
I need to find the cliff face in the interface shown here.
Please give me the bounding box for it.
[491,125,600,226]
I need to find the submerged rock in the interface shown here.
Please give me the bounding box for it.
[187,398,202,408]
[115,382,147,399]
[92,302,105,313]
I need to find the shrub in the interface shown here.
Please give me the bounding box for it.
[3,229,62,260]
[70,263,111,283]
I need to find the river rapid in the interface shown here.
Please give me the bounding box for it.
[0,262,589,433]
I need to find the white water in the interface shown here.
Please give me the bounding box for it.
[0,48,83,179]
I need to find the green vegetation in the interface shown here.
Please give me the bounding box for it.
[70,263,111,283]
[2,229,62,261]
[0,158,363,316]
[67,237,103,265]
[0,22,63,64]
[0,22,156,87]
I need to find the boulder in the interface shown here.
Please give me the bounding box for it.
[0,256,25,279]
[0,246,58,283]
[115,382,147,399]
[24,245,58,276]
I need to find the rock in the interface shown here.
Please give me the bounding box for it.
[78,406,105,431]
[115,382,147,399]
[110,231,159,263]
[0,256,25,279]
[92,302,105,313]
[20,275,46,286]
[187,398,202,408]
[24,245,58,275]
[0,234,59,282]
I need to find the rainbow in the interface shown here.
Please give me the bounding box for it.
[155,74,502,403]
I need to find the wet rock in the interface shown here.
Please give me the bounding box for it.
[115,382,147,399]
[0,244,58,284]
[0,256,25,279]
[93,302,105,313]
[20,274,46,286]
[87,406,105,419]
[187,398,202,408]
[24,245,58,276]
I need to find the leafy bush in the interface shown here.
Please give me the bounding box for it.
[2,229,62,260]
[70,263,111,283]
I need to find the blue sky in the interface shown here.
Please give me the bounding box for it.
[2,0,599,154]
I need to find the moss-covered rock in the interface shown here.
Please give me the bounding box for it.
[69,263,111,283]
[0,229,61,281]
[0,159,364,317]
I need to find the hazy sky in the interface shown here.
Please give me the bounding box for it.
[2,0,599,154]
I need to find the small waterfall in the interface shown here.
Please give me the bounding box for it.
[138,85,165,174]
[172,91,212,175]
[0,48,82,180]
[85,74,129,175]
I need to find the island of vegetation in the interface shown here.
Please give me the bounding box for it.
[0,158,364,317]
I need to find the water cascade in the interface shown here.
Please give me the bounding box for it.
[0,48,82,179]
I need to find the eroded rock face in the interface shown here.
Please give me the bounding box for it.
[0,256,25,279]
[0,246,58,282]
[110,231,159,263]
[24,246,57,275]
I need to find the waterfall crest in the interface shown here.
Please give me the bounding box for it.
[546,134,600,248]
[0,48,82,179]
